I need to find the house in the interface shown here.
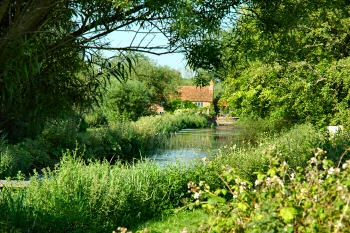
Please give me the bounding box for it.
[176,80,214,107]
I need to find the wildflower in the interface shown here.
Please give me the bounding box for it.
[342,163,348,169]
[194,191,201,199]
[269,145,276,151]
[290,173,295,181]
[336,221,343,228]
[337,185,346,191]
[180,227,188,233]
[310,157,317,164]
[255,179,263,186]
[328,167,335,175]
[199,180,205,186]
[271,175,284,187]
[117,227,128,233]
[265,177,271,185]
[315,148,326,157]
[187,181,195,189]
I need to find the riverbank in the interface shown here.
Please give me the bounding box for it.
[1,122,349,232]
[0,111,209,179]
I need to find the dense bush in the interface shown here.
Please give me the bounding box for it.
[101,80,154,122]
[222,57,350,127]
[163,98,198,113]
[190,149,350,232]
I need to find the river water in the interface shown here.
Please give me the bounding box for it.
[148,126,240,165]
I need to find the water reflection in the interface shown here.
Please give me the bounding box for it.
[148,126,240,165]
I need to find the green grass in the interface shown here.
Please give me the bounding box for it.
[132,209,209,233]
[0,111,209,179]
[1,123,349,232]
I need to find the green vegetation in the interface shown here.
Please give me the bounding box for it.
[0,0,237,141]
[1,123,349,232]
[1,0,350,232]
[189,148,350,232]
[0,112,208,179]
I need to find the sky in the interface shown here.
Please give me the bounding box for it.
[104,29,189,77]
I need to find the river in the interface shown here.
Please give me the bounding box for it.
[148,126,240,165]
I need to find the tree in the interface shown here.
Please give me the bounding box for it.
[130,55,182,105]
[217,1,350,125]
[0,0,240,140]
[102,80,153,121]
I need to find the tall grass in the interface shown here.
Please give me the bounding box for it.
[0,151,213,232]
[211,123,349,181]
[0,112,208,179]
[1,123,349,232]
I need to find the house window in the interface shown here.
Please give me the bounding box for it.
[194,102,203,107]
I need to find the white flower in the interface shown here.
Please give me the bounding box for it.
[290,173,295,180]
[255,179,263,186]
[336,221,343,228]
[328,167,335,175]
[310,157,317,164]
[342,163,348,170]
[194,192,201,199]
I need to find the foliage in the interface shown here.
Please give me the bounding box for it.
[193,1,350,127]
[92,55,184,122]
[222,58,350,126]
[219,0,350,68]
[210,123,326,182]
[0,112,208,178]
[190,149,350,232]
[163,99,198,113]
[131,55,183,106]
[0,0,237,140]
[1,123,350,232]
[0,152,187,232]
[102,80,154,121]
[234,117,291,143]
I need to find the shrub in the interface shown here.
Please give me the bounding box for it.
[190,149,350,232]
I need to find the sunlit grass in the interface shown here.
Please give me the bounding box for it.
[132,209,209,233]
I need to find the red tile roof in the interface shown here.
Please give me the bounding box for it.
[176,81,214,102]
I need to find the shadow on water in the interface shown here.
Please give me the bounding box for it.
[147,126,241,166]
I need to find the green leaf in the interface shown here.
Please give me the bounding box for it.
[208,196,226,205]
[280,207,297,223]
[237,202,248,211]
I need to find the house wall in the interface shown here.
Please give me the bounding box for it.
[203,102,211,108]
